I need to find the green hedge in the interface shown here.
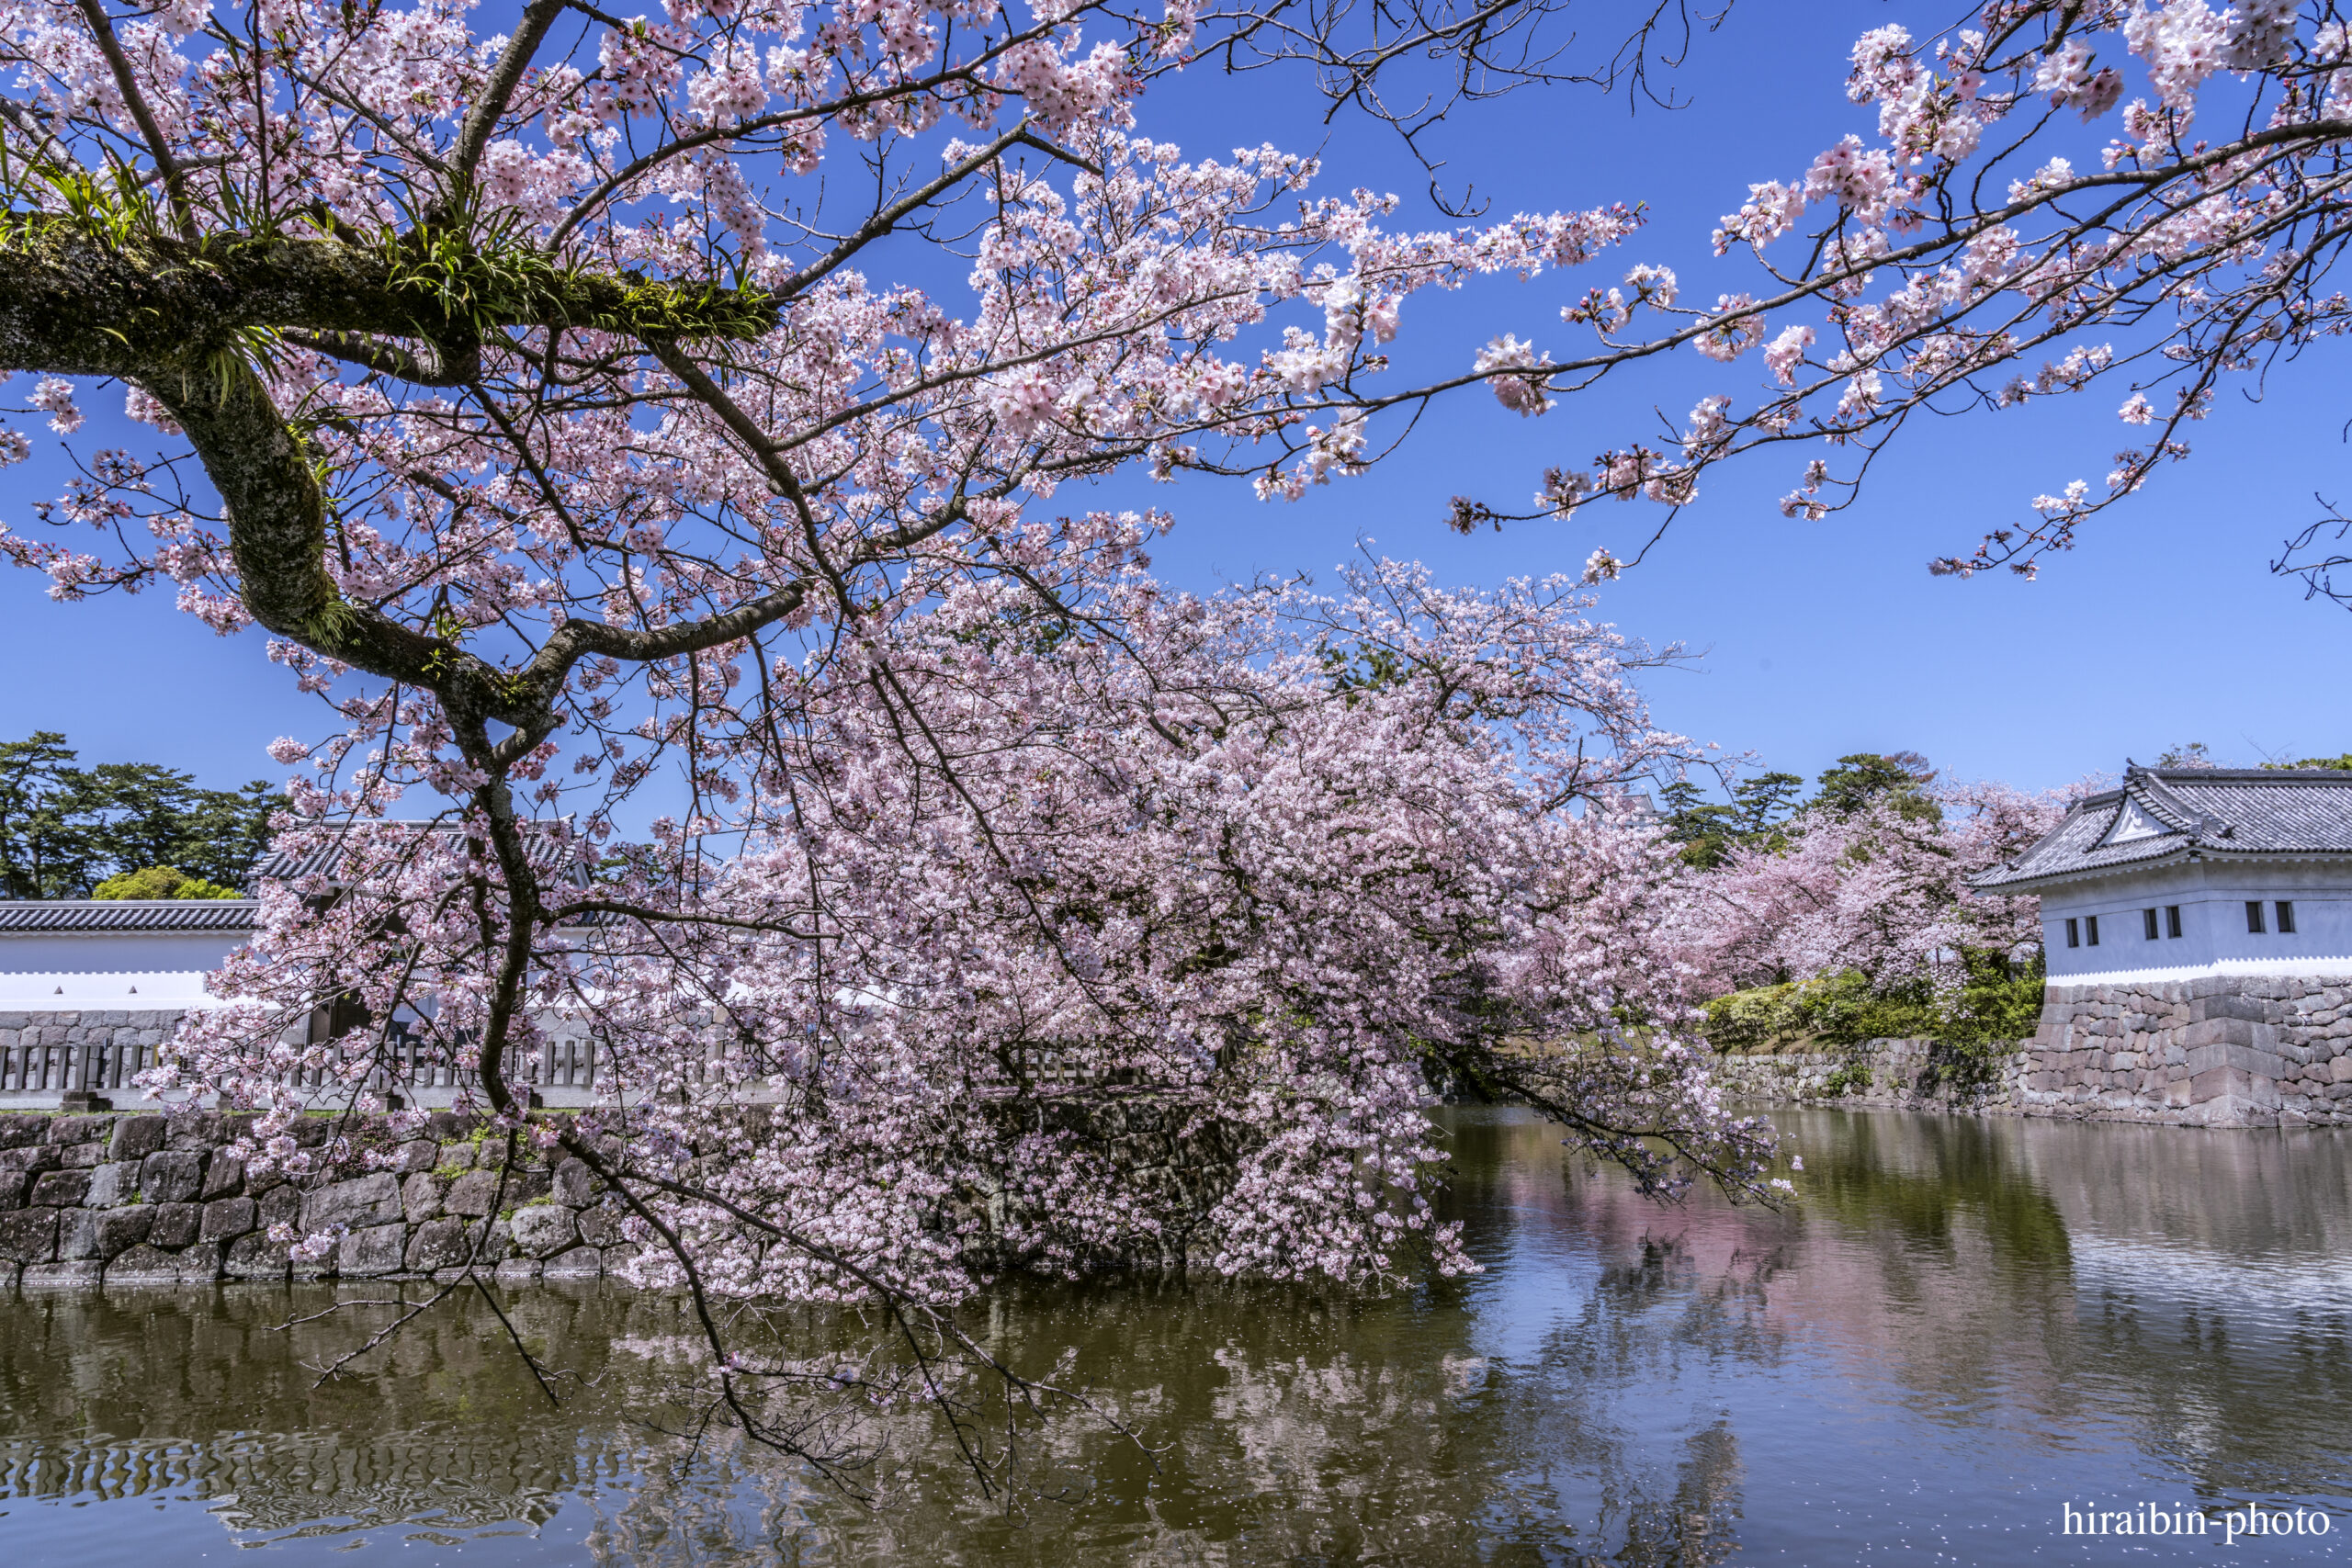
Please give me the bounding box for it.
[1703,952,2043,1058]
[90,864,243,901]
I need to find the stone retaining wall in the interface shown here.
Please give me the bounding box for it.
[2020,976,2352,1126]
[1714,975,2352,1128]
[0,1111,631,1289]
[1710,1037,2026,1112]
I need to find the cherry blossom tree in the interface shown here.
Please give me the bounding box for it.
[0,0,1811,1479]
[150,553,1781,1478]
[1671,775,2084,1002]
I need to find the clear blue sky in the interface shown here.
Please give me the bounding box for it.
[3,0,2346,797]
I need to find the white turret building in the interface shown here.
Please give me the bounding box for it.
[1974,765,2352,1125]
[1976,765,2352,986]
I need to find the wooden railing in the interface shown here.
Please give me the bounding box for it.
[3,1014,1109,1102]
[0,1021,604,1101]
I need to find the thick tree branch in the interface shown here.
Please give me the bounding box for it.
[0,227,775,376]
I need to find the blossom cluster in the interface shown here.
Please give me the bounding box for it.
[1483,2,2352,571]
[150,558,1776,1301]
[1668,776,2090,999]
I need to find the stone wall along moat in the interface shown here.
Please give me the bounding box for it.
[1713,974,2352,1128]
[0,1111,632,1288]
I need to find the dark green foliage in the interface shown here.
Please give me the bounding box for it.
[2267,753,2352,772]
[1659,771,1804,868]
[1812,750,1939,821]
[1663,752,1933,867]
[1657,780,1736,868]
[1936,948,2046,1050]
[91,865,243,901]
[0,732,274,898]
[1733,770,1806,831]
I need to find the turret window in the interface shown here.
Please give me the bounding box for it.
[2247,901,2267,934]
[2086,915,2100,947]
[2065,919,2080,949]
[2143,908,2159,941]
[2166,906,2182,938]
[2278,900,2297,934]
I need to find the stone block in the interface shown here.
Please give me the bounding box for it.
[29,1170,90,1207]
[61,1206,150,1260]
[164,1111,224,1150]
[2184,1043,2289,1080]
[2190,1064,2283,1111]
[2331,1055,2352,1083]
[198,1151,244,1201]
[2190,993,2273,1024]
[401,1172,444,1223]
[337,1223,407,1278]
[405,1217,473,1272]
[107,1242,223,1284]
[20,1258,104,1287]
[503,1169,553,1207]
[107,1115,166,1163]
[200,1196,256,1242]
[84,1161,136,1208]
[492,1257,540,1285]
[58,1140,106,1168]
[138,1149,204,1203]
[146,1202,201,1249]
[542,1247,602,1279]
[509,1203,577,1258]
[443,1169,501,1217]
[0,1206,57,1262]
[258,1182,301,1228]
[2184,1017,2265,1050]
[48,1114,112,1145]
[577,1203,628,1248]
[393,1139,439,1174]
[300,1172,402,1231]
[552,1158,594,1207]
[0,1117,42,1150]
[224,1232,291,1280]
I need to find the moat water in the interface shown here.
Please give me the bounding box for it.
[5,1106,2351,1565]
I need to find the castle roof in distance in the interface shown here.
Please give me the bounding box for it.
[1973,765,2352,896]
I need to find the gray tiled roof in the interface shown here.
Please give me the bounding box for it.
[0,900,260,933]
[251,819,581,885]
[1973,767,2352,893]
